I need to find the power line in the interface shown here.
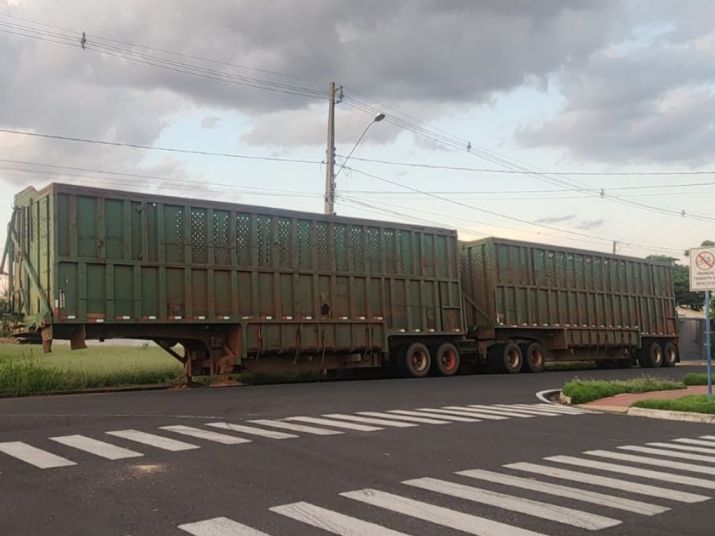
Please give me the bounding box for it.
[340,93,715,223]
[339,154,715,177]
[0,128,323,165]
[0,18,327,100]
[346,166,684,255]
[0,11,321,85]
[0,158,322,198]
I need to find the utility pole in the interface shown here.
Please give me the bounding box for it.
[324,81,336,215]
[612,240,617,254]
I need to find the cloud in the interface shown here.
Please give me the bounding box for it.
[576,218,605,231]
[518,1,715,164]
[200,116,222,129]
[535,214,576,224]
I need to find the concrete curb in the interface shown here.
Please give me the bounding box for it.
[627,406,715,424]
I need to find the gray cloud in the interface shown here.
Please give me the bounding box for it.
[518,1,715,164]
[200,116,222,129]
[576,218,605,231]
[535,214,576,224]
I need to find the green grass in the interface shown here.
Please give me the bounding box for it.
[683,373,709,386]
[0,343,183,397]
[633,394,715,414]
[563,376,685,404]
[0,342,326,397]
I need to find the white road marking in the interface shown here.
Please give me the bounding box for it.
[504,462,710,503]
[356,411,450,424]
[419,408,509,420]
[465,405,536,418]
[457,468,667,515]
[619,445,715,463]
[271,501,412,535]
[0,441,76,469]
[528,403,586,414]
[50,435,143,460]
[405,477,621,530]
[284,416,382,432]
[246,419,343,435]
[647,442,715,455]
[206,422,298,439]
[585,449,715,476]
[341,488,547,536]
[322,413,418,428]
[178,516,270,535]
[674,438,715,448]
[387,409,480,422]
[106,430,200,451]
[507,462,708,503]
[159,425,251,444]
[546,455,715,489]
[700,435,715,442]
[491,405,559,416]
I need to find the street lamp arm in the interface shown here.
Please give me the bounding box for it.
[334,113,385,180]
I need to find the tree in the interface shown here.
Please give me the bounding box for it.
[645,253,709,312]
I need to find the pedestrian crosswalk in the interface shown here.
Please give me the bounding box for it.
[0,402,587,471]
[174,432,715,535]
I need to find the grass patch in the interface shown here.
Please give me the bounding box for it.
[0,342,325,396]
[683,373,709,386]
[563,376,685,404]
[633,394,715,414]
[0,343,183,397]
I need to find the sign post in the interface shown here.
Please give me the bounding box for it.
[690,247,715,401]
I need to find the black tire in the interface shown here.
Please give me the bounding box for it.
[401,342,432,378]
[522,342,546,373]
[431,342,460,376]
[640,341,663,368]
[488,342,523,374]
[662,341,679,367]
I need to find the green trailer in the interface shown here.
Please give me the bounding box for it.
[2,183,465,381]
[460,237,679,373]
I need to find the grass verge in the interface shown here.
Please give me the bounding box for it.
[683,373,709,386]
[0,343,183,397]
[563,376,685,405]
[633,394,715,414]
[0,343,325,397]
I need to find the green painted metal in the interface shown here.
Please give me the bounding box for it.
[461,237,678,348]
[8,183,463,356]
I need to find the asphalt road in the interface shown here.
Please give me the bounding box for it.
[0,363,712,536]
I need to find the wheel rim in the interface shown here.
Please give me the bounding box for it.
[506,348,521,368]
[651,346,663,366]
[531,349,544,368]
[411,350,429,372]
[666,347,676,364]
[441,349,458,372]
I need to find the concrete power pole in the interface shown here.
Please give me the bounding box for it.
[324,81,336,215]
[612,241,617,254]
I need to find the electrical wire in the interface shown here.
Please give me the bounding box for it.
[340,93,715,223]
[0,128,323,165]
[345,166,684,255]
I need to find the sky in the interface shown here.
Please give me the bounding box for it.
[1,0,714,270]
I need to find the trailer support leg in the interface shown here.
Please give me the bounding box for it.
[213,326,242,385]
[40,325,53,353]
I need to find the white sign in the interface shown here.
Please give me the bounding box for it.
[690,247,715,291]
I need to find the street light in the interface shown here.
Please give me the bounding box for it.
[334,113,386,180]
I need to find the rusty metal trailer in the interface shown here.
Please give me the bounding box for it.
[460,237,679,372]
[2,183,465,382]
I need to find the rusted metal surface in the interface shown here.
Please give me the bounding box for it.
[461,237,678,349]
[8,183,464,369]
